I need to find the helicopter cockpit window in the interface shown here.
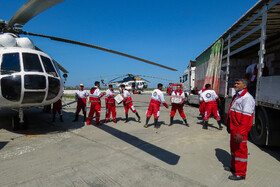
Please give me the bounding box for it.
[40,56,58,77]
[22,53,43,72]
[183,75,188,82]
[1,53,20,75]
[52,60,61,77]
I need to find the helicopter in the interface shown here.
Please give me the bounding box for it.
[101,73,173,93]
[0,0,177,130]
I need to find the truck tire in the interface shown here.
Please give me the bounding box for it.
[250,106,268,146]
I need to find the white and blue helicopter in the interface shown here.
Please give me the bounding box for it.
[0,0,177,130]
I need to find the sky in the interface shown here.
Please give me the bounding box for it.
[1,0,259,88]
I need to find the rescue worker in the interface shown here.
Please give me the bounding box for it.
[200,84,223,130]
[73,83,89,122]
[105,84,117,123]
[52,97,63,122]
[144,83,169,129]
[169,84,189,126]
[225,78,255,181]
[120,84,141,123]
[245,62,269,96]
[198,87,206,116]
[87,81,105,125]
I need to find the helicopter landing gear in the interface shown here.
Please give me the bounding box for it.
[12,108,28,131]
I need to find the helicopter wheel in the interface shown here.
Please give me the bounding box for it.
[12,108,28,131]
[12,116,20,131]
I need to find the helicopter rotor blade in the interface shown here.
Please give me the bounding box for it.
[24,32,178,71]
[138,75,173,82]
[35,46,69,73]
[109,75,127,83]
[54,60,69,74]
[9,0,65,27]
[140,78,151,83]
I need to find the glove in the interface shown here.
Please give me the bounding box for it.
[234,133,243,143]
[163,102,169,108]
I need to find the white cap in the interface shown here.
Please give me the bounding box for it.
[80,83,84,87]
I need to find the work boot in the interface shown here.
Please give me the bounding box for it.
[60,115,63,122]
[228,174,245,181]
[52,115,55,122]
[73,113,79,122]
[124,113,129,123]
[144,117,150,128]
[96,122,103,126]
[183,118,189,127]
[135,112,141,123]
[169,117,174,126]
[154,118,159,129]
[83,114,87,122]
[217,120,223,130]
[202,120,208,129]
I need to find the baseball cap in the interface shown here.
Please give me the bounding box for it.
[80,83,84,87]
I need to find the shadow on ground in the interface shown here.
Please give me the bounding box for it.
[97,125,180,165]
[0,142,8,150]
[215,148,231,167]
[0,107,84,136]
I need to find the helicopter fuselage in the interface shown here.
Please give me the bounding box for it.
[0,47,64,108]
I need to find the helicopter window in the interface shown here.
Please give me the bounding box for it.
[183,75,188,82]
[22,92,45,104]
[22,53,43,72]
[1,53,20,75]
[52,60,61,77]
[46,77,60,100]
[40,56,58,77]
[24,75,46,89]
[1,75,21,102]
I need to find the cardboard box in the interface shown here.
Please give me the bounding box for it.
[114,94,123,104]
[171,96,182,104]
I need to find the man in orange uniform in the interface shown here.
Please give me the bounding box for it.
[73,83,89,122]
[198,87,206,116]
[225,79,255,181]
[200,84,222,130]
[105,84,117,123]
[87,81,105,125]
[144,83,169,129]
[120,84,141,123]
[169,84,188,126]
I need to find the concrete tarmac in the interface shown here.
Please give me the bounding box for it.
[0,94,280,187]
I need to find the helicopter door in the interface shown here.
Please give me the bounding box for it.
[0,53,22,102]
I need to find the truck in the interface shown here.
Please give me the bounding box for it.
[183,0,280,146]
[182,60,198,104]
[167,83,183,95]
